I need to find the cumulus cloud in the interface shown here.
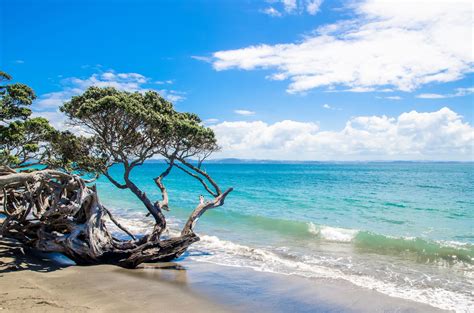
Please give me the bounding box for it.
[322,103,341,110]
[212,120,319,152]
[35,71,184,111]
[31,110,89,135]
[282,0,297,12]
[262,7,282,17]
[416,87,474,99]
[234,109,256,116]
[262,0,323,16]
[210,107,474,161]
[306,0,323,15]
[157,89,186,102]
[212,0,473,94]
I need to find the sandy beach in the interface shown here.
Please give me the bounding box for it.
[0,238,449,313]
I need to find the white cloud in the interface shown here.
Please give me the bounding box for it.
[454,87,474,96]
[204,118,220,124]
[36,89,82,109]
[416,87,474,99]
[34,70,185,133]
[191,55,213,63]
[211,107,474,161]
[234,109,256,116]
[158,89,186,102]
[262,7,282,17]
[32,110,89,135]
[213,0,473,93]
[69,72,148,92]
[416,93,447,99]
[262,0,323,16]
[212,120,319,152]
[282,0,297,12]
[385,96,402,100]
[155,80,173,85]
[322,103,342,110]
[35,71,184,111]
[306,0,323,15]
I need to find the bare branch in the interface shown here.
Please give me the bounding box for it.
[103,170,127,189]
[178,158,222,195]
[153,160,175,211]
[174,162,217,197]
[103,207,136,240]
[181,188,233,236]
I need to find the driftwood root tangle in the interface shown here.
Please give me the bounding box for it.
[0,167,232,268]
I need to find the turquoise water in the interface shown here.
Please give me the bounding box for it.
[97,162,474,312]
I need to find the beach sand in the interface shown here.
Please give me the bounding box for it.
[0,239,449,313]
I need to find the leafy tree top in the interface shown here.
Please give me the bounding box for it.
[61,86,218,168]
[0,71,35,122]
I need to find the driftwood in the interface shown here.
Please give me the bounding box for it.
[0,166,232,268]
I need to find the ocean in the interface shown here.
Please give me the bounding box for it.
[96,162,474,312]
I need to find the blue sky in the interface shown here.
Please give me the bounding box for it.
[1,0,473,160]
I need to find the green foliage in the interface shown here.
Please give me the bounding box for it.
[0,117,56,167]
[45,131,108,174]
[0,71,35,122]
[61,86,218,169]
[0,71,92,172]
[0,72,58,168]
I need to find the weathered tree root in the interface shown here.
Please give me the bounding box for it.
[0,168,232,268]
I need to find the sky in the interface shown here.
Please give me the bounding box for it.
[1,0,473,161]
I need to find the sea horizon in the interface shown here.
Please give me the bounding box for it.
[146,158,474,164]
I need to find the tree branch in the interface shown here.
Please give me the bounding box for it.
[123,166,167,231]
[178,158,221,195]
[153,160,175,211]
[174,162,218,197]
[103,170,127,189]
[103,207,136,240]
[181,187,233,236]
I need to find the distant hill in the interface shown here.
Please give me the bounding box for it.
[145,158,470,164]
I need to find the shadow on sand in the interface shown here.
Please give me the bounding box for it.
[0,237,189,279]
[0,238,71,274]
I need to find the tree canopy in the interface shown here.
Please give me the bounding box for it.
[0,72,55,167]
[61,86,224,230]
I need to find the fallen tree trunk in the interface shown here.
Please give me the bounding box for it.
[0,167,232,268]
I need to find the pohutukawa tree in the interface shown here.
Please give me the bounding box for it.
[0,74,232,268]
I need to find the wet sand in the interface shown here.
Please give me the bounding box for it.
[0,239,450,313]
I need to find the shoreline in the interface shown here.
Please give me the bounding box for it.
[0,239,450,313]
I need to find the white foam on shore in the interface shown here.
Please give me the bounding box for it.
[189,235,473,313]
[107,212,473,312]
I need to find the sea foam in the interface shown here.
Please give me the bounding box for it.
[191,234,473,313]
[308,223,358,242]
[106,211,474,312]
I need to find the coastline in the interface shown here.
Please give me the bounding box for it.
[0,239,449,313]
